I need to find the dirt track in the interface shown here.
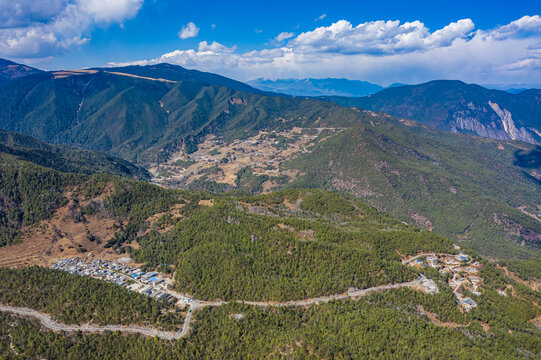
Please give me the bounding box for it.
[1,277,436,340]
[0,305,187,340]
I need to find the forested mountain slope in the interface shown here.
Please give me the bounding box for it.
[0,67,368,163]
[0,144,539,358]
[285,120,541,259]
[0,129,149,179]
[0,152,451,299]
[0,63,539,261]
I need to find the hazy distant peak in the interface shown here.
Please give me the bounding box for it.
[247,77,384,97]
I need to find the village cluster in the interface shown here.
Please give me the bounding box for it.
[51,257,181,303]
[409,252,482,311]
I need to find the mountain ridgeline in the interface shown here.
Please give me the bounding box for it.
[0,64,370,163]
[0,58,42,82]
[0,129,150,179]
[320,80,541,145]
[0,59,539,260]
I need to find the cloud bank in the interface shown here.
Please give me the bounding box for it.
[0,0,144,58]
[111,15,541,86]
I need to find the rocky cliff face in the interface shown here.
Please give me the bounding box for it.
[487,101,539,144]
[451,101,540,145]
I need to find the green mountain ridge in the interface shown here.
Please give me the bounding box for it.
[0,130,149,246]
[0,62,539,261]
[0,67,368,163]
[284,120,541,259]
[0,129,150,179]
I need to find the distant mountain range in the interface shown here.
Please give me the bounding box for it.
[0,58,42,82]
[249,77,540,146]
[248,78,384,97]
[248,77,538,97]
[320,80,541,145]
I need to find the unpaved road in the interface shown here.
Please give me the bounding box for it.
[235,277,429,307]
[0,305,185,340]
[1,277,436,340]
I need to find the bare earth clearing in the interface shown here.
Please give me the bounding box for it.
[0,190,121,268]
[149,127,342,189]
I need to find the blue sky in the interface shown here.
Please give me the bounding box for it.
[1,0,540,86]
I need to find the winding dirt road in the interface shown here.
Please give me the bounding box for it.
[0,305,186,340]
[0,276,437,340]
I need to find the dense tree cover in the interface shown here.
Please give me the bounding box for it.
[0,154,83,246]
[102,177,180,223]
[234,166,269,194]
[285,122,541,260]
[132,190,455,301]
[0,267,182,329]
[0,138,154,247]
[0,156,539,357]
[499,257,541,281]
[0,129,150,180]
[0,287,539,359]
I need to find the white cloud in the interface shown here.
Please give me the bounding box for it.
[0,0,68,28]
[80,0,143,23]
[198,40,236,53]
[315,14,326,22]
[289,19,475,55]
[0,0,143,58]
[274,32,294,42]
[109,16,541,86]
[178,22,199,39]
[502,58,541,71]
[486,15,541,40]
